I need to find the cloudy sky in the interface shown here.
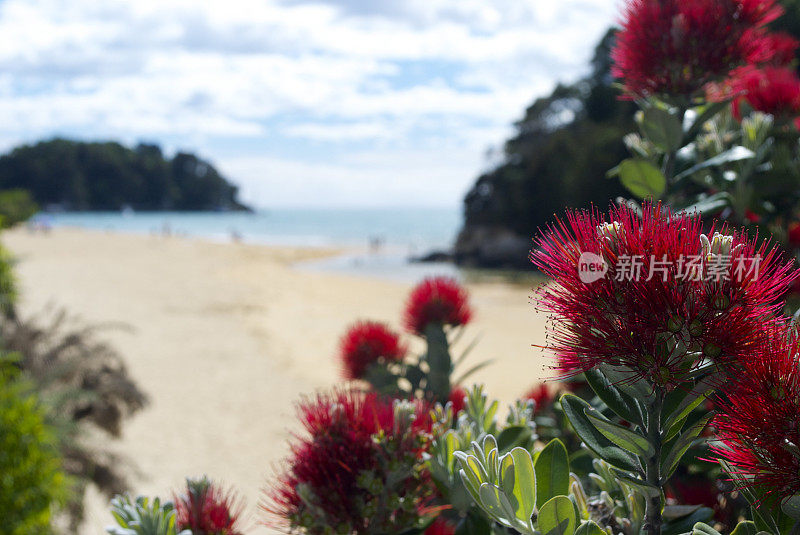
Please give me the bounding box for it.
[0,0,619,208]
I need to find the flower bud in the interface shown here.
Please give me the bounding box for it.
[771,384,787,401]
[703,342,722,358]
[688,320,703,337]
[701,232,735,261]
[655,366,671,386]
[667,315,683,333]
[597,221,624,243]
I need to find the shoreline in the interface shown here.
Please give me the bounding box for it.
[3,226,551,534]
[31,207,461,254]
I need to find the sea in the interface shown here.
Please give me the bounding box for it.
[33,208,464,281]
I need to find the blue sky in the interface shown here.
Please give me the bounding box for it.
[0,0,619,208]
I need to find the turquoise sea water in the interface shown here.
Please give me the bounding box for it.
[36,208,461,251]
[35,208,464,281]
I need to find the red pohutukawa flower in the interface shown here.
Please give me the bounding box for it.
[611,0,785,98]
[731,66,800,121]
[174,476,245,535]
[523,384,553,413]
[425,517,458,535]
[263,390,433,534]
[711,323,800,503]
[404,277,472,335]
[744,31,800,66]
[339,321,405,379]
[531,202,797,388]
[447,385,468,415]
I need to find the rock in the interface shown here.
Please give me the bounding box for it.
[453,225,533,269]
[409,250,453,263]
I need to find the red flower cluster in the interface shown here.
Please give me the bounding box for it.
[174,477,245,535]
[404,277,472,335]
[263,390,433,534]
[611,0,786,98]
[339,321,405,380]
[712,323,800,503]
[425,517,457,535]
[731,66,800,123]
[531,202,797,388]
[523,383,553,413]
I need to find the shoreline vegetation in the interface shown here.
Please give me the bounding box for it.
[3,225,550,534]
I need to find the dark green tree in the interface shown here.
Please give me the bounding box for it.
[0,139,250,212]
[458,30,634,266]
[458,1,800,268]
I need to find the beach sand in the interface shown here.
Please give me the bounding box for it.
[3,227,551,534]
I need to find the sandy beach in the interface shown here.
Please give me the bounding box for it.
[3,227,551,534]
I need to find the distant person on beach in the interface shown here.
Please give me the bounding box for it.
[27,215,52,234]
[368,235,384,254]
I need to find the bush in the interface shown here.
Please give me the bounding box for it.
[1,307,148,529]
[0,241,17,316]
[107,495,190,535]
[0,188,37,228]
[0,355,67,534]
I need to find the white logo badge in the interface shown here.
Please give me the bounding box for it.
[577,252,608,284]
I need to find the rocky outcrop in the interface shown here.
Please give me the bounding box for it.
[453,225,533,269]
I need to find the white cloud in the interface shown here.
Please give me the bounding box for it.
[218,147,484,208]
[0,0,619,206]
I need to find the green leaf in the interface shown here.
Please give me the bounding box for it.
[538,496,577,535]
[612,470,661,498]
[661,414,712,478]
[453,334,481,368]
[737,137,773,183]
[559,394,640,472]
[584,368,642,425]
[618,159,666,199]
[534,439,570,509]
[499,447,537,525]
[584,408,654,457]
[663,505,702,519]
[677,192,732,217]
[455,510,493,535]
[574,521,607,535]
[664,414,688,443]
[497,425,534,453]
[662,378,715,430]
[730,521,758,535]
[693,522,722,535]
[639,106,684,152]
[452,359,495,386]
[664,507,714,535]
[782,496,800,520]
[478,483,512,527]
[456,453,486,504]
[683,101,731,141]
[598,364,653,400]
[482,435,498,463]
[674,146,755,183]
